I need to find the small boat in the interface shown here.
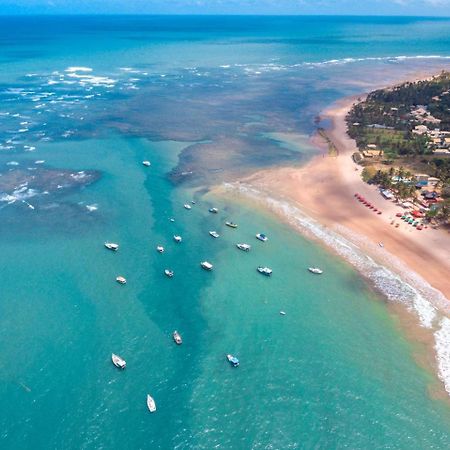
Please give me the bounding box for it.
[201,261,213,271]
[378,242,384,248]
[173,330,182,345]
[184,204,192,210]
[226,354,239,367]
[147,394,156,413]
[104,242,119,251]
[225,221,238,228]
[111,353,126,369]
[169,218,175,222]
[164,269,174,278]
[236,243,251,252]
[209,207,218,214]
[256,233,268,242]
[191,201,196,205]
[257,266,272,276]
[142,161,151,167]
[116,276,127,284]
[209,231,220,238]
[173,235,182,243]
[308,267,323,274]
[279,311,286,316]
[156,245,164,253]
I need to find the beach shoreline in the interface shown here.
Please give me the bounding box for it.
[239,95,450,303]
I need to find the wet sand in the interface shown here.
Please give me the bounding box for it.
[241,96,450,302]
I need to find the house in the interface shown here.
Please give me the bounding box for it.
[413,125,428,135]
[362,149,384,158]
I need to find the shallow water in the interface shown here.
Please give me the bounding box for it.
[1,15,450,449]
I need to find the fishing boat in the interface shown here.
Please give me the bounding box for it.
[173,330,182,345]
[164,269,174,278]
[226,354,239,367]
[225,221,238,228]
[173,235,182,243]
[209,207,218,214]
[308,267,323,274]
[256,233,268,242]
[156,245,164,253]
[257,266,272,276]
[111,353,126,369]
[104,242,119,251]
[200,261,213,271]
[184,204,192,210]
[147,394,156,413]
[236,243,251,252]
[142,160,151,167]
[209,231,220,238]
[116,276,127,284]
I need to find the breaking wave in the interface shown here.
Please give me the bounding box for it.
[228,182,450,395]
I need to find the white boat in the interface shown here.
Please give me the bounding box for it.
[156,245,164,253]
[201,261,213,271]
[164,269,174,278]
[378,242,384,248]
[173,330,182,345]
[257,266,272,276]
[111,353,126,369]
[308,267,323,274]
[209,207,218,214]
[236,243,251,252]
[173,235,182,243]
[104,242,119,251]
[279,311,286,316]
[142,160,151,167]
[226,354,239,367]
[184,204,192,210]
[191,201,196,205]
[256,233,268,242]
[116,276,127,284]
[147,394,156,413]
[169,218,175,222]
[209,231,220,238]
[225,221,238,228]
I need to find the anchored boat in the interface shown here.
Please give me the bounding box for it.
[236,243,251,252]
[308,267,323,274]
[116,276,127,284]
[164,269,174,278]
[257,266,272,276]
[225,221,238,228]
[173,235,182,243]
[256,233,268,242]
[173,330,182,345]
[156,245,164,253]
[184,204,192,210]
[201,261,213,271]
[111,353,126,369]
[104,242,119,251]
[209,231,220,238]
[147,394,156,413]
[226,354,239,367]
[142,161,151,167]
[209,207,218,213]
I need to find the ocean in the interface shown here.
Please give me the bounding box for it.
[1,15,450,449]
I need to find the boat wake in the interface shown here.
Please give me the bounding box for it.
[227,182,450,395]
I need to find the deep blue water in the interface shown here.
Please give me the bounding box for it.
[1,15,450,449]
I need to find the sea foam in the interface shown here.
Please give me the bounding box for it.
[228,182,450,394]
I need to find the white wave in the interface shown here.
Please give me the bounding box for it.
[34,160,45,164]
[435,318,450,395]
[6,161,19,166]
[70,171,86,181]
[86,204,98,212]
[229,182,450,393]
[65,66,93,73]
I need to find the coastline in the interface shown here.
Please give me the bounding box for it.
[213,92,450,394]
[241,96,450,302]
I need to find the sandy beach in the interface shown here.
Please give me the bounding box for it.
[241,97,450,302]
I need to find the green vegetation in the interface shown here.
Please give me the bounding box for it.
[346,71,450,224]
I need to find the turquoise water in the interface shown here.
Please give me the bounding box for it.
[1,16,450,449]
